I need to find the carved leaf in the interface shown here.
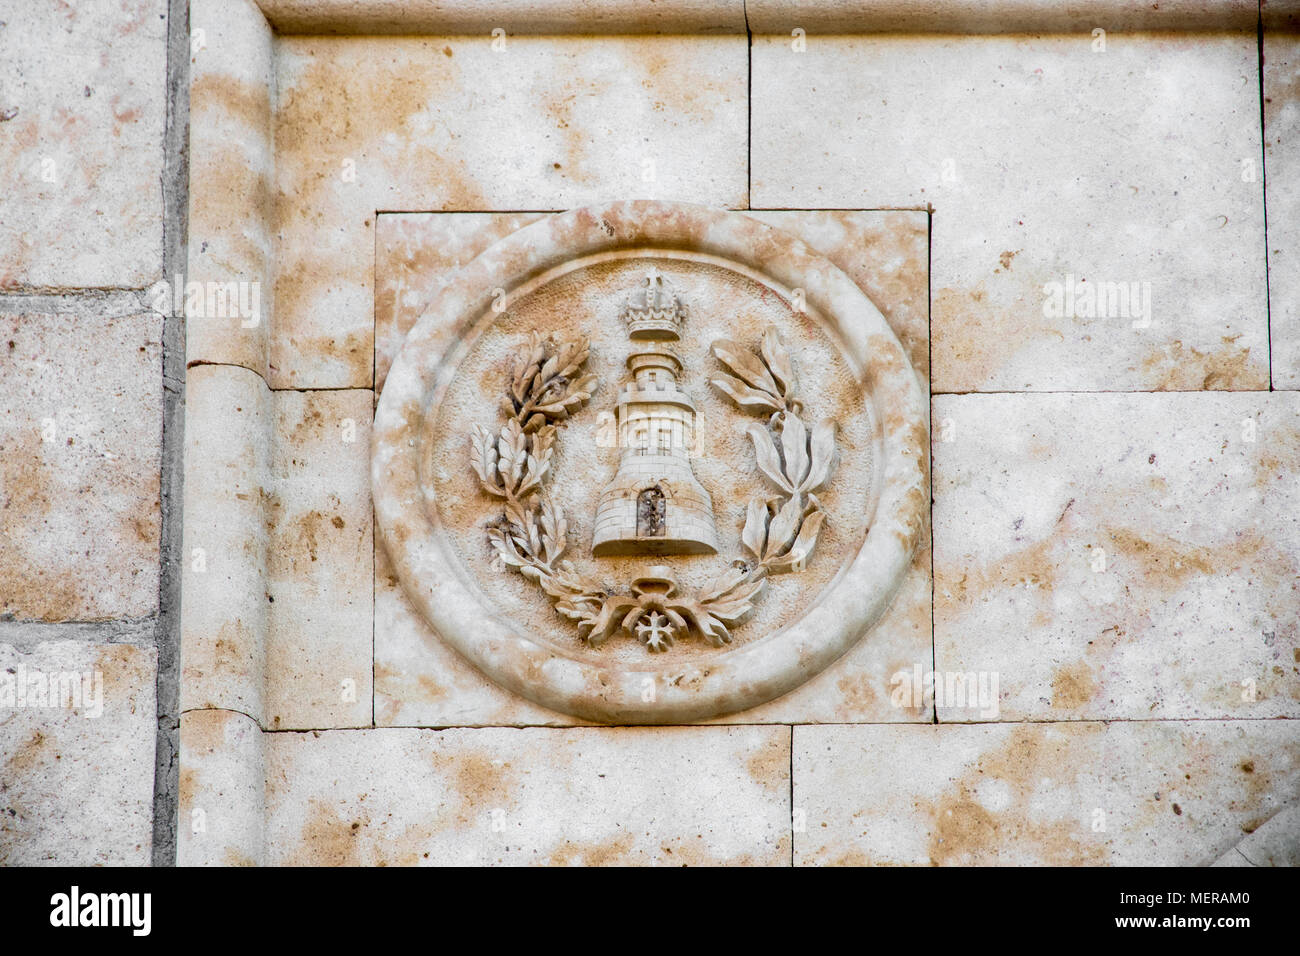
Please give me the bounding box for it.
[695,576,764,624]
[800,420,838,494]
[539,495,567,565]
[512,335,546,406]
[763,494,806,560]
[518,426,555,496]
[503,496,534,553]
[779,411,810,490]
[552,337,588,380]
[760,327,796,399]
[497,419,527,493]
[692,612,732,647]
[562,374,598,408]
[696,565,749,604]
[527,504,542,556]
[577,595,636,646]
[487,527,528,569]
[765,509,826,574]
[711,339,780,397]
[741,497,768,561]
[746,423,793,493]
[469,424,502,495]
[711,376,783,415]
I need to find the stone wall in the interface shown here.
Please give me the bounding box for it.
[1,0,188,865]
[3,0,1298,866]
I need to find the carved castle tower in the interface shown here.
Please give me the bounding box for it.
[591,271,720,557]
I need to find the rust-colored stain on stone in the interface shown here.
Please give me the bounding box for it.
[925,726,1105,866]
[1050,663,1097,710]
[0,312,162,621]
[1141,337,1260,391]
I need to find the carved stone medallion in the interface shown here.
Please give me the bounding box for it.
[372,201,928,723]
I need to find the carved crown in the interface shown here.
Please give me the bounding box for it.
[620,270,685,341]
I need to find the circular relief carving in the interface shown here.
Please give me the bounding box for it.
[373,201,928,723]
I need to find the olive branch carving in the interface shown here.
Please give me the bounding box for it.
[469,327,837,654]
[710,327,838,574]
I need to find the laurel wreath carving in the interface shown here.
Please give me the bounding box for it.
[470,327,838,653]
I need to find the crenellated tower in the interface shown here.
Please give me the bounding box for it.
[591,271,719,557]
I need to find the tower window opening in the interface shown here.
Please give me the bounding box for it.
[636,486,666,537]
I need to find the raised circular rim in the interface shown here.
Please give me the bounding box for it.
[372,200,928,723]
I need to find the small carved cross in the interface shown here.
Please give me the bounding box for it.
[642,267,661,305]
[635,611,674,652]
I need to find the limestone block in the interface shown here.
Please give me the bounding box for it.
[1265,31,1300,388]
[186,0,276,378]
[180,364,271,719]
[256,0,749,34]
[1210,802,1300,867]
[747,0,1257,33]
[264,389,373,730]
[271,34,748,388]
[181,365,374,729]
[0,641,156,865]
[794,721,1300,865]
[933,392,1300,721]
[178,709,265,866]
[0,0,167,288]
[753,34,1268,391]
[0,311,163,621]
[265,726,791,865]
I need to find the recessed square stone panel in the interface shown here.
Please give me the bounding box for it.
[373,208,932,725]
[752,33,1268,391]
[794,721,1300,866]
[933,392,1300,721]
[0,641,157,865]
[265,726,791,865]
[1,311,162,621]
[0,0,167,289]
[373,202,928,723]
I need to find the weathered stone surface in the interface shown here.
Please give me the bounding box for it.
[746,210,931,383]
[186,0,276,379]
[182,367,374,730]
[265,726,791,865]
[180,364,270,720]
[1211,801,1300,867]
[753,34,1269,391]
[0,312,163,621]
[0,0,167,289]
[375,538,585,728]
[747,0,1257,32]
[178,709,265,867]
[794,721,1300,866]
[375,212,548,393]
[0,641,156,865]
[933,392,1300,721]
[1266,31,1300,389]
[257,0,748,34]
[264,389,373,730]
[270,34,747,389]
